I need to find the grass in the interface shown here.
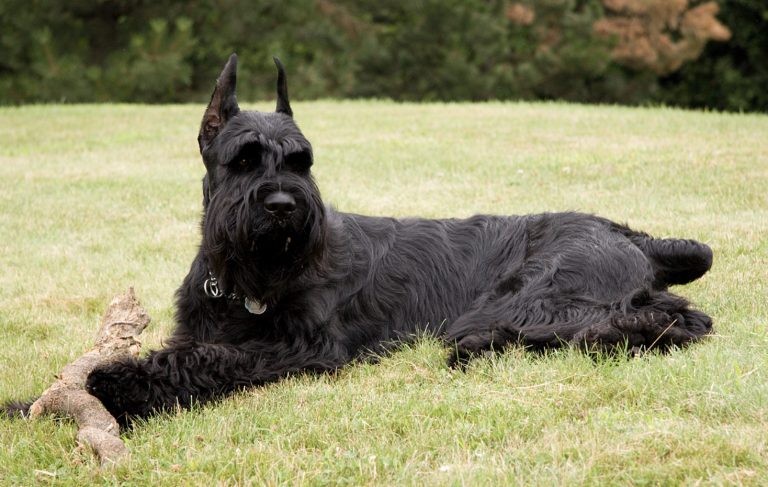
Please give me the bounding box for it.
[0,100,767,485]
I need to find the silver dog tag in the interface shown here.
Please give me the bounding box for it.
[244,297,267,315]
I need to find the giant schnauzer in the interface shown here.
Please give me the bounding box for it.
[3,54,713,423]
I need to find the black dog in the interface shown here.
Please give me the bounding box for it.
[3,55,713,423]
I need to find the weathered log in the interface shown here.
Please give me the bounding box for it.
[29,288,150,466]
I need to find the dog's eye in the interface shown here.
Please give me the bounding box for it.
[235,158,258,171]
[230,143,262,170]
[285,151,312,172]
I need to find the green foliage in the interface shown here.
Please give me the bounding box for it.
[349,0,632,103]
[659,0,768,112]
[0,0,761,110]
[0,0,200,102]
[507,0,627,103]
[103,17,197,102]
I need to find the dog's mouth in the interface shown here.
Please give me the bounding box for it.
[203,222,304,300]
[204,194,310,264]
[271,215,295,229]
[251,203,306,242]
[246,232,295,255]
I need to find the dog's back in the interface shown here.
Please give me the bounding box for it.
[332,210,711,338]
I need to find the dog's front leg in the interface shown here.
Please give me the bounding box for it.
[85,338,344,424]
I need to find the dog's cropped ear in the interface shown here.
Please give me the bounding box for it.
[199,53,240,152]
[273,56,293,117]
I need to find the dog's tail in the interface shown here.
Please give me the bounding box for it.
[629,232,713,288]
[1,398,35,419]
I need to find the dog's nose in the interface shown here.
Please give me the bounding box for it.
[263,191,296,216]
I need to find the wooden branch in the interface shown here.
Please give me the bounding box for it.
[29,288,150,466]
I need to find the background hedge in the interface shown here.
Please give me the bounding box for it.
[0,0,764,111]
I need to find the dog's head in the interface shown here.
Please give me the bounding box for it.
[198,54,325,299]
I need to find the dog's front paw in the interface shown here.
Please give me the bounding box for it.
[447,333,496,370]
[86,360,151,424]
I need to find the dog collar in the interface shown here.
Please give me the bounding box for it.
[243,297,267,314]
[203,271,267,315]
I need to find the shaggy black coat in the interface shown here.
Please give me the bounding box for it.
[2,55,713,423]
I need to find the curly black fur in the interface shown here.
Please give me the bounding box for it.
[2,55,713,423]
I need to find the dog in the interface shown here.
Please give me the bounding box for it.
[2,54,713,423]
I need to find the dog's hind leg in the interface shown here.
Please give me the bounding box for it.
[570,289,712,353]
[445,288,712,367]
[610,224,713,288]
[445,290,600,367]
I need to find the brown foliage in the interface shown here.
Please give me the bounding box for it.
[315,0,366,38]
[594,0,731,75]
[506,3,535,26]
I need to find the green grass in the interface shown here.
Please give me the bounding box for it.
[1,101,767,485]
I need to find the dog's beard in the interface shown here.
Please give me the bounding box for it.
[201,183,324,299]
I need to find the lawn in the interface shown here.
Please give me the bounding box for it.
[1,101,767,485]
